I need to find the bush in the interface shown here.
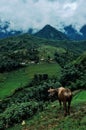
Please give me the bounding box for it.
[0,101,40,128]
[0,120,5,130]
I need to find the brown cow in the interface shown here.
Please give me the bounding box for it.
[48,87,72,116]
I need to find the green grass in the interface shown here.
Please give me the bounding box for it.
[38,45,66,59]
[7,90,86,130]
[73,90,86,104]
[0,63,61,99]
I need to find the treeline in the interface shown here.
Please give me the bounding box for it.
[0,48,39,72]
[0,48,77,72]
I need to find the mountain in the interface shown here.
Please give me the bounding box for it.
[64,25,83,40]
[0,21,22,38]
[80,25,86,39]
[0,29,22,38]
[64,25,86,41]
[34,24,68,40]
[0,20,86,41]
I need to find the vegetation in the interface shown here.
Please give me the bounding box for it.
[5,90,86,130]
[0,34,86,130]
[61,52,86,90]
[0,34,86,72]
[0,63,61,99]
[34,24,68,40]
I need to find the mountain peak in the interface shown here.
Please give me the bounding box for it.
[34,24,68,40]
[42,24,54,29]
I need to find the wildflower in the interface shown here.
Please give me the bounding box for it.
[22,120,26,126]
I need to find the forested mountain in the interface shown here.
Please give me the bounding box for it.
[34,24,68,40]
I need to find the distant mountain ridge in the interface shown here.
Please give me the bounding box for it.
[0,20,86,41]
[34,24,68,40]
[0,21,22,38]
[64,25,86,41]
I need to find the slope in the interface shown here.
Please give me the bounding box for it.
[0,63,61,99]
[0,33,86,54]
[6,90,86,130]
[34,24,68,40]
[61,52,86,89]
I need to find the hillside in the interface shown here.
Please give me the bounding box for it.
[0,33,86,53]
[0,33,86,54]
[34,25,68,40]
[0,63,61,99]
[6,90,86,130]
[61,52,86,90]
[0,33,86,73]
[0,34,86,130]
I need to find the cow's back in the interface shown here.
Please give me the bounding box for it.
[58,87,72,101]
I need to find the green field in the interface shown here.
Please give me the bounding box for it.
[0,63,61,99]
[7,90,86,130]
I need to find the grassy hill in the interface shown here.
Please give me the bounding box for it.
[6,90,86,130]
[0,63,61,99]
[0,34,86,54]
[38,45,66,60]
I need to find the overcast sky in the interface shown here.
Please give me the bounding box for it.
[0,0,86,32]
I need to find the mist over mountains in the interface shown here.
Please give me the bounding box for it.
[0,21,86,41]
[64,25,86,40]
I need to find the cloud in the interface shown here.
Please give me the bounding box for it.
[0,0,86,32]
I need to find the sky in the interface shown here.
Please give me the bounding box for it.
[0,0,86,32]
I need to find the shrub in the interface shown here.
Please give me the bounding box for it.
[0,101,40,128]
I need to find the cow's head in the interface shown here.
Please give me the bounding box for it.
[48,88,58,97]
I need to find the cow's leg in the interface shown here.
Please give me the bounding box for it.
[63,102,67,116]
[68,100,71,115]
[59,100,62,109]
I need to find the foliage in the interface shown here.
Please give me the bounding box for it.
[0,63,61,99]
[54,50,76,67]
[0,101,41,128]
[0,55,22,72]
[0,34,86,72]
[0,78,61,129]
[6,91,86,130]
[60,52,86,90]
[0,79,61,113]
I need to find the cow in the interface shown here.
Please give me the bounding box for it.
[48,87,72,116]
